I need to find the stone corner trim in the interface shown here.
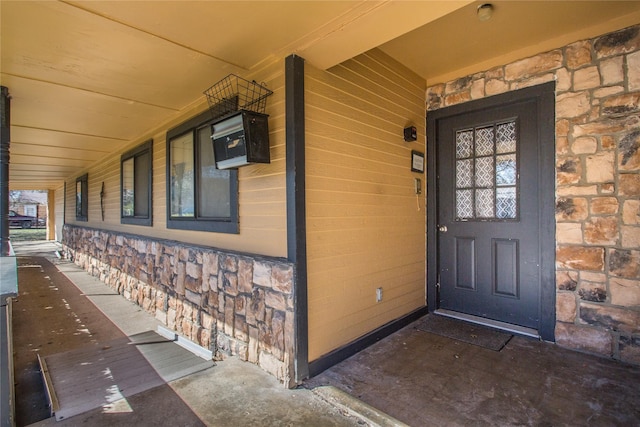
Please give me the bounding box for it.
[62,225,297,386]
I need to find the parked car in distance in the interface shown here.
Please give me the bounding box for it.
[9,210,38,228]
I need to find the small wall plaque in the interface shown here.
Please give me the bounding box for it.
[411,150,424,173]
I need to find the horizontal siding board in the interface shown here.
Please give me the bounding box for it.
[306,160,410,187]
[308,65,421,120]
[307,195,423,212]
[339,298,425,335]
[305,95,405,142]
[240,173,286,191]
[355,50,426,94]
[307,236,426,276]
[239,165,284,181]
[305,78,421,130]
[307,70,421,124]
[310,288,425,330]
[308,240,424,258]
[308,262,424,292]
[308,298,424,356]
[10,144,111,160]
[337,56,424,105]
[241,201,288,217]
[308,60,420,108]
[305,134,412,168]
[307,181,409,199]
[305,115,419,155]
[308,241,424,264]
[366,49,426,91]
[238,215,286,230]
[306,179,411,198]
[307,214,424,231]
[305,108,399,148]
[308,226,426,248]
[239,187,285,204]
[305,127,407,169]
[306,50,426,360]
[308,186,422,203]
[11,154,91,168]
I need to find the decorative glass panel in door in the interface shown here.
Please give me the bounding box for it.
[455,120,518,221]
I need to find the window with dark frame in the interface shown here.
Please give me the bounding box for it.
[76,173,88,221]
[166,109,238,233]
[121,140,153,226]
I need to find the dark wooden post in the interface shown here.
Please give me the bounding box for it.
[0,86,10,256]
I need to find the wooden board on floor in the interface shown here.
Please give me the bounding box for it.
[44,331,214,421]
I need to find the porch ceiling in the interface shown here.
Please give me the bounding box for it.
[2,1,640,190]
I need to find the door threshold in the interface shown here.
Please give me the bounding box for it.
[434,309,540,339]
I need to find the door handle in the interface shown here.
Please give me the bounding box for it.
[438,225,448,232]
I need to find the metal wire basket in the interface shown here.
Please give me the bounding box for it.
[203,74,273,119]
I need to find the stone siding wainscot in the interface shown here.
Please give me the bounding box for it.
[62,225,297,386]
[427,24,640,365]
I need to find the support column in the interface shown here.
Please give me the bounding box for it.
[0,87,10,256]
[285,55,308,383]
[47,190,55,241]
[0,86,13,427]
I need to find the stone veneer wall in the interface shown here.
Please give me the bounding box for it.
[426,25,640,365]
[62,225,296,385]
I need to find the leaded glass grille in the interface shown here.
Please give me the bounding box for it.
[496,154,516,185]
[456,189,473,219]
[475,157,494,187]
[476,189,494,218]
[456,130,473,158]
[475,127,494,156]
[497,187,517,218]
[496,122,516,153]
[456,159,473,188]
[455,120,518,220]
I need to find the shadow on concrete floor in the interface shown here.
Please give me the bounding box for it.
[12,253,127,425]
[11,243,367,427]
[305,317,640,426]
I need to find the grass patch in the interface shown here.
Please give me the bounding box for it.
[10,228,47,241]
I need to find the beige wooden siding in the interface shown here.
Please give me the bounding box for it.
[306,49,427,360]
[64,59,287,258]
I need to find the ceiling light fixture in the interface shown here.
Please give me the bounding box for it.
[477,3,494,22]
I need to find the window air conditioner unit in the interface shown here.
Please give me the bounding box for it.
[211,110,270,170]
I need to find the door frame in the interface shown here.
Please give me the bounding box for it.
[426,82,556,341]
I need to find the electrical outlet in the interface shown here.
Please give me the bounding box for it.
[376,287,383,302]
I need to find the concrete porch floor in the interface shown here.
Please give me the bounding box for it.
[306,318,640,425]
[10,241,640,426]
[10,242,370,427]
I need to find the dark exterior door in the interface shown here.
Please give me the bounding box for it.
[427,83,556,339]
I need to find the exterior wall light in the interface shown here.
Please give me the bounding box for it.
[477,3,494,22]
[404,126,417,142]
